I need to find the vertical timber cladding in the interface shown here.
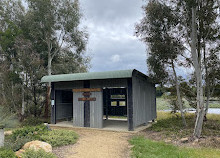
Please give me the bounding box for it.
[127,78,134,131]
[73,85,103,128]
[132,73,157,128]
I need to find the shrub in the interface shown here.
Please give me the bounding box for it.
[21,149,57,158]
[11,125,48,141]
[4,125,48,151]
[40,129,78,147]
[0,148,16,158]
[21,117,44,127]
[5,136,33,151]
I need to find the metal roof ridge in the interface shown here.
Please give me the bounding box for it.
[41,69,137,83]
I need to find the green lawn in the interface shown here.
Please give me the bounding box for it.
[130,136,220,158]
[129,111,220,157]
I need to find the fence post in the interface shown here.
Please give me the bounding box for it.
[0,124,4,147]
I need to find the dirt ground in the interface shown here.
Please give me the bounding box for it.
[52,127,133,158]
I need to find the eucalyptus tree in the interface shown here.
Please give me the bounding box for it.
[24,0,88,118]
[176,0,220,138]
[136,0,220,138]
[0,0,89,119]
[136,1,187,126]
[0,0,24,114]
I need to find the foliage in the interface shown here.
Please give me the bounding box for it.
[40,129,78,147]
[21,149,57,158]
[136,0,220,137]
[0,148,16,158]
[4,136,33,152]
[129,136,220,158]
[11,125,48,140]
[150,112,220,138]
[0,0,90,120]
[0,107,20,128]
[5,125,78,151]
[21,117,44,127]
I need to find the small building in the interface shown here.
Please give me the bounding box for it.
[41,69,156,131]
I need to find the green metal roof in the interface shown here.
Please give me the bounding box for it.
[41,69,136,83]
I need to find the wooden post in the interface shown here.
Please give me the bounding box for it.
[106,88,109,120]
[50,82,56,124]
[84,80,90,127]
[127,78,134,131]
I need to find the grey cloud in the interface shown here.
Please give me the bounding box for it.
[80,0,148,74]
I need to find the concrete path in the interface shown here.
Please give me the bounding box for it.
[53,127,133,158]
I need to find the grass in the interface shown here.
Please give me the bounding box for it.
[130,136,220,158]
[150,112,220,138]
[156,97,220,110]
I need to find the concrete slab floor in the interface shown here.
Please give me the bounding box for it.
[50,119,151,133]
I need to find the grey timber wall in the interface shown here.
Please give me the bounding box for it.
[89,91,103,128]
[73,92,84,127]
[132,74,156,127]
[72,91,103,128]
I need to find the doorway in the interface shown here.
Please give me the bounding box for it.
[103,88,128,130]
[55,90,73,122]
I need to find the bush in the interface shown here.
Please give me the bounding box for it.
[0,107,20,128]
[0,148,16,158]
[4,125,48,151]
[5,126,78,151]
[5,136,33,151]
[11,125,48,140]
[21,117,44,127]
[40,129,78,147]
[21,149,57,158]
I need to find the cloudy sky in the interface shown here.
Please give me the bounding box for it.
[80,0,147,74]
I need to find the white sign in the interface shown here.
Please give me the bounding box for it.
[51,100,55,106]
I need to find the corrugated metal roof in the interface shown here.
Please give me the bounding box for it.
[41,69,135,83]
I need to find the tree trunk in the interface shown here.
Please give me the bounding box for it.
[45,53,52,119]
[21,71,25,116]
[33,82,37,117]
[191,7,205,139]
[203,42,210,121]
[171,61,187,127]
[21,83,25,116]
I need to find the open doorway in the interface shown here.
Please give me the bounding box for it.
[103,88,128,130]
[55,90,73,125]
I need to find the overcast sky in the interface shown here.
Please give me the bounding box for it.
[80,0,147,74]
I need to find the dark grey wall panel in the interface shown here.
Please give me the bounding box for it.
[132,75,156,127]
[55,91,73,120]
[90,78,127,88]
[54,81,83,90]
[56,103,73,120]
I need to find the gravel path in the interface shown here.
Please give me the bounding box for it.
[53,127,133,158]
